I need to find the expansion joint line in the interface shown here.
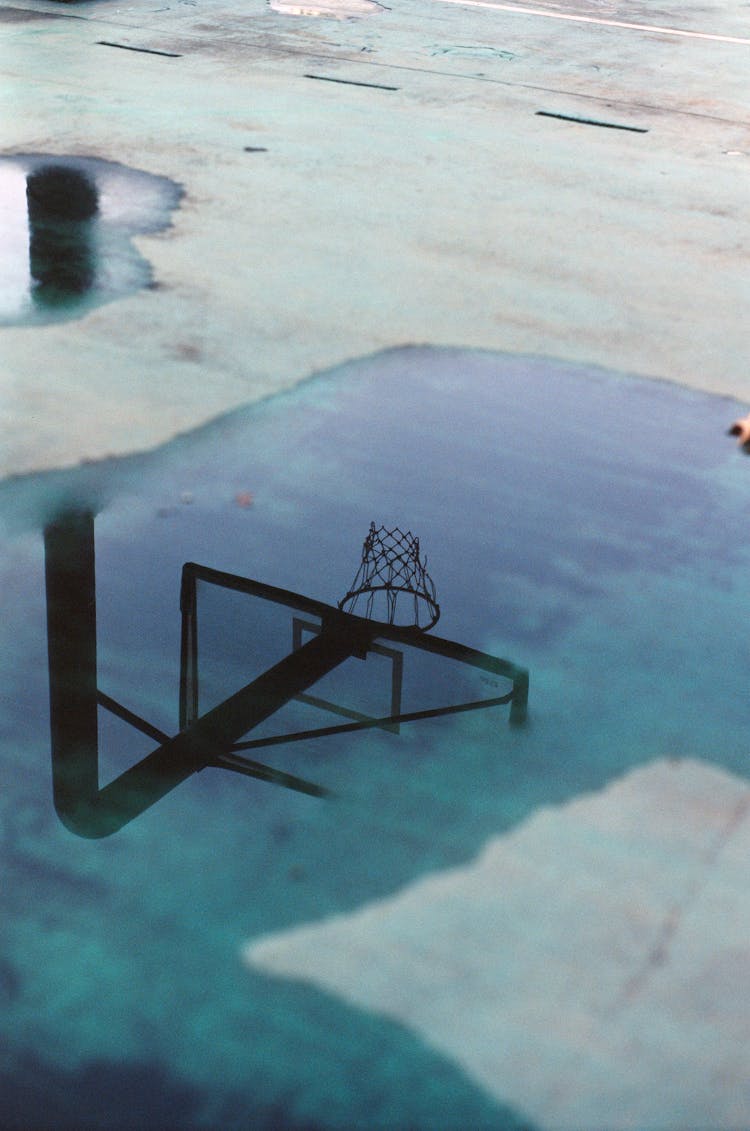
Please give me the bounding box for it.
[613,788,750,1012]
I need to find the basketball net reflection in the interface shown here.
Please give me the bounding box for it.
[45,512,528,838]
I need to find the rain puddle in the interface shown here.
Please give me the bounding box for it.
[1,346,750,1128]
[0,154,182,325]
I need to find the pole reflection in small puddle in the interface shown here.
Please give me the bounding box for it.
[26,164,99,308]
[0,153,182,325]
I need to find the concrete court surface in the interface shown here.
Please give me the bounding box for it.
[3,3,750,1129]
[244,758,750,1130]
[1,0,750,475]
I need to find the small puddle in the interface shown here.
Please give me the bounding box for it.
[269,0,385,17]
[0,154,182,326]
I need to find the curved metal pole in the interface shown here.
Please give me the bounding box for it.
[44,512,368,838]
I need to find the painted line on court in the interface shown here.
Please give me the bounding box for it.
[536,109,648,132]
[432,0,750,45]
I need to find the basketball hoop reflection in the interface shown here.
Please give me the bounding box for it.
[44,512,528,838]
[338,522,440,630]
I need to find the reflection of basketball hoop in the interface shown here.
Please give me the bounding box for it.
[44,512,527,837]
[338,523,440,631]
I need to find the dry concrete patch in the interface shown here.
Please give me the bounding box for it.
[3,0,750,475]
[244,758,750,1129]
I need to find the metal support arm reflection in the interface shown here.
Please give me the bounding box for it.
[45,512,371,838]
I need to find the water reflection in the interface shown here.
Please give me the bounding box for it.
[26,165,98,307]
[0,154,182,325]
[5,347,750,1130]
[44,509,528,838]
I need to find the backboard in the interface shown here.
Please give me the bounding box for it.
[178,562,528,758]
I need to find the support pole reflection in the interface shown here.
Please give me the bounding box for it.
[27,164,98,306]
[44,512,362,837]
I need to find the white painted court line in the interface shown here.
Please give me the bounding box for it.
[433,0,750,46]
